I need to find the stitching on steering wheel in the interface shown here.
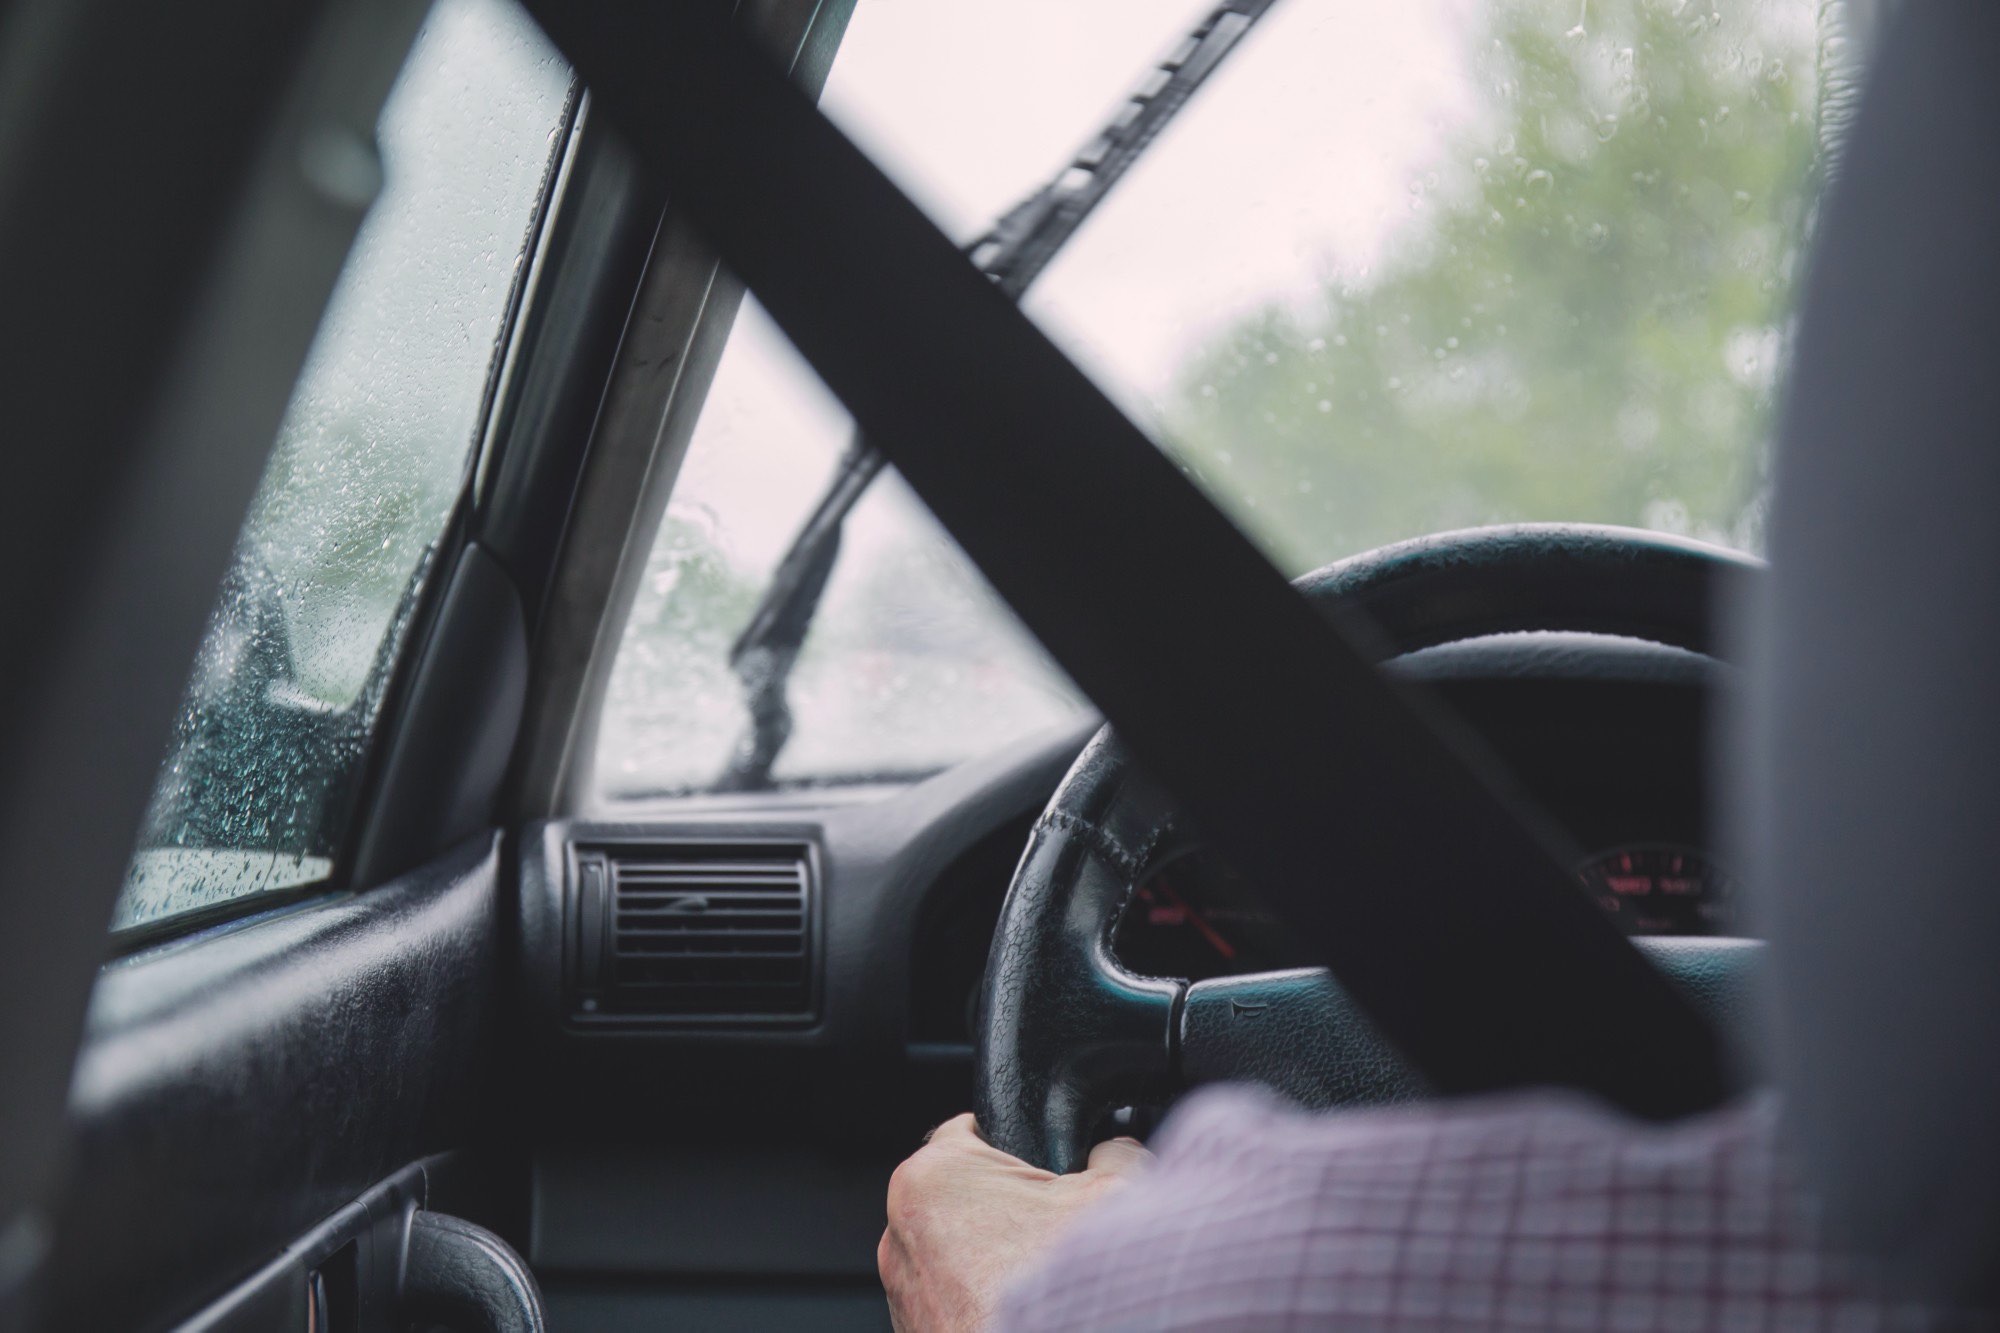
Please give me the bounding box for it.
[1034,809,1146,879]
[1035,809,1189,882]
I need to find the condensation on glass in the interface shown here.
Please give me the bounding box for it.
[113,0,571,932]
[595,0,1858,800]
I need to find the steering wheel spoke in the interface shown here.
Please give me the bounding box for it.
[1179,968,1426,1109]
[1177,937,1760,1115]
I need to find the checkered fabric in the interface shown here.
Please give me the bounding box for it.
[998,1088,1984,1332]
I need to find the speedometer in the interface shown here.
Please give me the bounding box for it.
[1576,843,1737,936]
[1115,848,1310,982]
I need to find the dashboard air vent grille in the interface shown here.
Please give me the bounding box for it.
[570,842,815,1022]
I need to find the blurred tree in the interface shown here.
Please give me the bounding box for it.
[1162,0,1822,573]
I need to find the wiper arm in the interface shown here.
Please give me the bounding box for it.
[714,0,1280,792]
[716,439,884,789]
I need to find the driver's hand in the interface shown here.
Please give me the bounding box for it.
[879,1113,1151,1333]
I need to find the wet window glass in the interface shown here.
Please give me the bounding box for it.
[591,0,1208,797]
[595,0,1857,800]
[596,303,1089,797]
[1029,0,1848,571]
[112,0,571,932]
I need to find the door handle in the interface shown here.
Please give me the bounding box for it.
[400,1210,545,1333]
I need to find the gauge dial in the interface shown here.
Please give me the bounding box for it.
[1115,848,1307,982]
[1576,843,1736,936]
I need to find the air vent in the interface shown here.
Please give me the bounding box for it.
[569,842,816,1024]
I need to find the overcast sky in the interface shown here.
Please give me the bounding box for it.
[835,0,1482,401]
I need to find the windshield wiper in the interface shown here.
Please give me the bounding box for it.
[714,0,1280,792]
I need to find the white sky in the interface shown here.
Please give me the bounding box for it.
[676,0,1478,575]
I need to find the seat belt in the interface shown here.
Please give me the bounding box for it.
[523,0,1728,1118]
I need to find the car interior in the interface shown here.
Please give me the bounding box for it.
[2,0,1996,1328]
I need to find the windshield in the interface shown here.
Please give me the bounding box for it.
[594,0,1848,801]
[1030,0,1831,569]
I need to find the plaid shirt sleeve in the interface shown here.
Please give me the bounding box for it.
[996,1087,1984,1332]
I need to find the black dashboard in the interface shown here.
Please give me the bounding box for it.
[507,628,1738,1297]
[516,630,1732,1149]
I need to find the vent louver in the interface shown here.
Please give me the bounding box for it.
[569,842,815,1023]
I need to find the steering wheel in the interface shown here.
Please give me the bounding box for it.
[974,523,1763,1173]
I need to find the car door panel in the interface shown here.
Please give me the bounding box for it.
[54,835,503,1329]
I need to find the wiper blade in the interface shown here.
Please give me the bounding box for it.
[714,0,1279,792]
[716,438,884,789]
[965,0,1276,300]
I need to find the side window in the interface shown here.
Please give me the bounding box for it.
[112,0,571,934]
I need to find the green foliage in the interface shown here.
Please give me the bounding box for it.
[1162,0,1822,573]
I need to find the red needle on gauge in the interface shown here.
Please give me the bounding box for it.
[1150,874,1238,962]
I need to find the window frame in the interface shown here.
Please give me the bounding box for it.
[503,0,859,822]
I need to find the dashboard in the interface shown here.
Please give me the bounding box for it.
[518,631,1734,1142]
[507,628,1746,1302]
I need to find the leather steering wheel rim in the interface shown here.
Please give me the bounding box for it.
[973,523,1762,1173]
